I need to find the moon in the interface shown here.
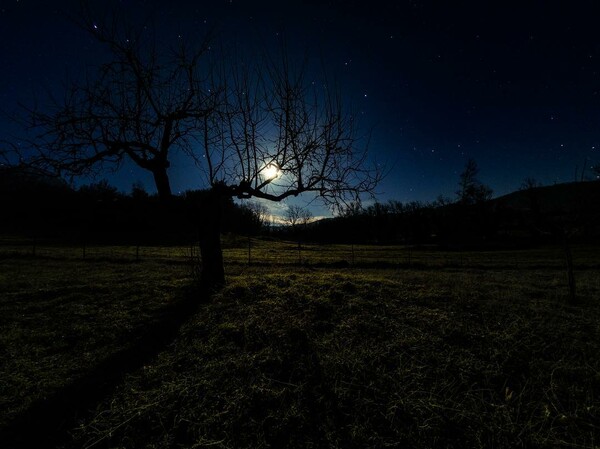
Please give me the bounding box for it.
[262,163,280,180]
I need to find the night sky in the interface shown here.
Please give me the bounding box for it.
[2,0,600,217]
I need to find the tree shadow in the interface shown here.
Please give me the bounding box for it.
[0,284,210,448]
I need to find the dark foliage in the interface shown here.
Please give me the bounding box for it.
[0,168,265,245]
[3,168,600,250]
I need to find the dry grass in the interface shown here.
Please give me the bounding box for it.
[1,244,599,448]
[4,235,599,270]
[0,257,189,428]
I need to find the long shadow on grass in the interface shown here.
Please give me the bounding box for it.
[0,283,209,448]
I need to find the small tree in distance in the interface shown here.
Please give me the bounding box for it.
[283,204,314,229]
[457,158,493,205]
[131,181,149,200]
[246,202,271,233]
[520,177,542,191]
[283,205,313,264]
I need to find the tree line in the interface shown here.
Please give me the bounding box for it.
[3,159,599,251]
[285,160,600,249]
[0,168,263,244]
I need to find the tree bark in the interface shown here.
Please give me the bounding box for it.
[152,166,172,201]
[198,188,226,289]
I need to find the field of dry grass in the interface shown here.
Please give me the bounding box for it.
[1,243,599,448]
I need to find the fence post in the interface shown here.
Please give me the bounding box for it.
[248,236,251,265]
[351,243,355,265]
[32,237,36,257]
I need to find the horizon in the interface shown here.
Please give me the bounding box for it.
[16,169,596,224]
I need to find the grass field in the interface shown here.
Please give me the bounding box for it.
[1,242,599,448]
[3,234,600,269]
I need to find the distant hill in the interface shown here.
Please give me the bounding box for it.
[492,181,600,214]
[302,181,600,246]
[484,180,600,246]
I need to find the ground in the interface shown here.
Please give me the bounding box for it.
[1,241,599,448]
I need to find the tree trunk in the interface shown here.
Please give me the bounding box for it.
[152,166,172,201]
[198,188,226,289]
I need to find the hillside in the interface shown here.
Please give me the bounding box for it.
[304,181,600,246]
[493,181,600,214]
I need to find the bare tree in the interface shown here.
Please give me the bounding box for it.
[340,201,363,218]
[15,14,218,201]
[200,50,379,202]
[246,201,271,231]
[283,204,313,264]
[11,15,380,288]
[283,204,313,228]
[520,177,542,191]
[457,158,492,205]
[194,49,380,286]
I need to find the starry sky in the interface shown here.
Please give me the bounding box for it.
[2,0,600,215]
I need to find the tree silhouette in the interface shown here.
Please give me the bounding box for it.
[246,201,271,232]
[12,16,380,288]
[283,205,313,264]
[283,204,313,228]
[457,158,492,205]
[195,50,380,285]
[16,14,218,201]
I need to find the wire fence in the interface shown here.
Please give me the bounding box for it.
[0,236,191,262]
[228,238,588,270]
[2,235,599,271]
